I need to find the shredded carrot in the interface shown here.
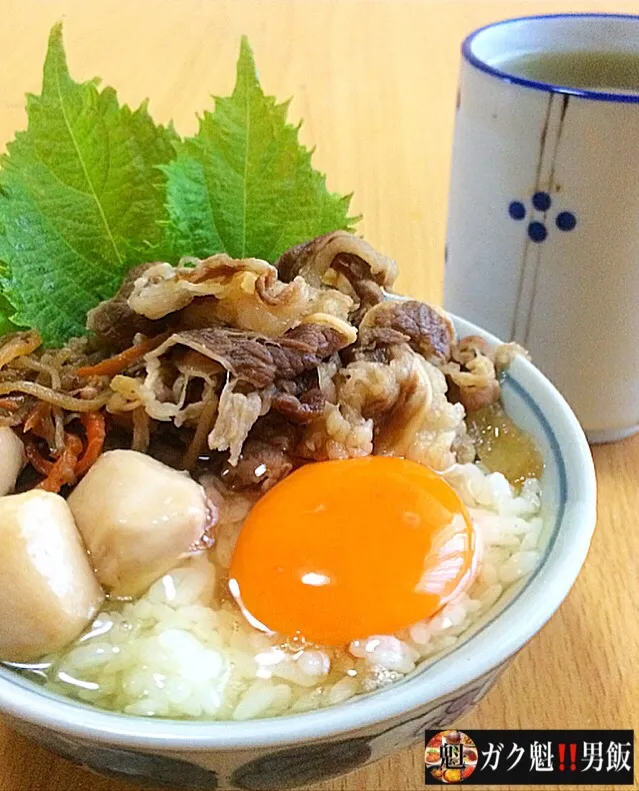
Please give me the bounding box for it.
[36,434,83,493]
[26,410,107,488]
[75,412,106,476]
[0,396,23,412]
[76,332,171,378]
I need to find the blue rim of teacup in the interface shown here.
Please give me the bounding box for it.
[462,13,639,104]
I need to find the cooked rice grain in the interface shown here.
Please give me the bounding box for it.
[42,463,542,720]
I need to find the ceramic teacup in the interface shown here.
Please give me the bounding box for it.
[445,13,639,443]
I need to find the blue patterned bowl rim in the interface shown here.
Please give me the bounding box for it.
[0,313,596,750]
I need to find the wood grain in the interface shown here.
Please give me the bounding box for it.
[0,1,636,789]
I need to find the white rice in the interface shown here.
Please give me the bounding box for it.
[40,463,543,720]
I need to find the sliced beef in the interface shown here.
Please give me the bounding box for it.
[444,335,501,412]
[128,256,275,321]
[271,388,326,424]
[146,322,354,390]
[87,263,166,350]
[128,255,335,338]
[218,414,299,491]
[330,254,387,323]
[250,414,300,454]
[276,232,398,322]
[358,300,455,362]
[451,335,494,366]
[336,360,401,419]
[219,438,294,492]
[355,326,412,350]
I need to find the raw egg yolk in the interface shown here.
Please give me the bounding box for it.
[229,456,477,646]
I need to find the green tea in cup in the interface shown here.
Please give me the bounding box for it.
[495,50,639,93]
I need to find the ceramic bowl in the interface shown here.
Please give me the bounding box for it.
[0,315,596,790]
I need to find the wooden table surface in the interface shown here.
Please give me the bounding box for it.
[0,1,636,789]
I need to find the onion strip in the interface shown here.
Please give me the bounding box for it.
[0,332,41,370]
[132,407,150,453]
[52,407,66,454]
[182,397,218,471]
[11,357,59,376]
[0,381,109,412]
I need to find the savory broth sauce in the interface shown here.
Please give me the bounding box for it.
[467,402,544,488]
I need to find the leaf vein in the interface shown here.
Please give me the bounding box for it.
[240,67,250,258]
[53,53,123,267]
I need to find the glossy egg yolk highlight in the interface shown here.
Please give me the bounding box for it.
[229,456,477,646]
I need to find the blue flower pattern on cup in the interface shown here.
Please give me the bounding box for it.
[508,191,577,243]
